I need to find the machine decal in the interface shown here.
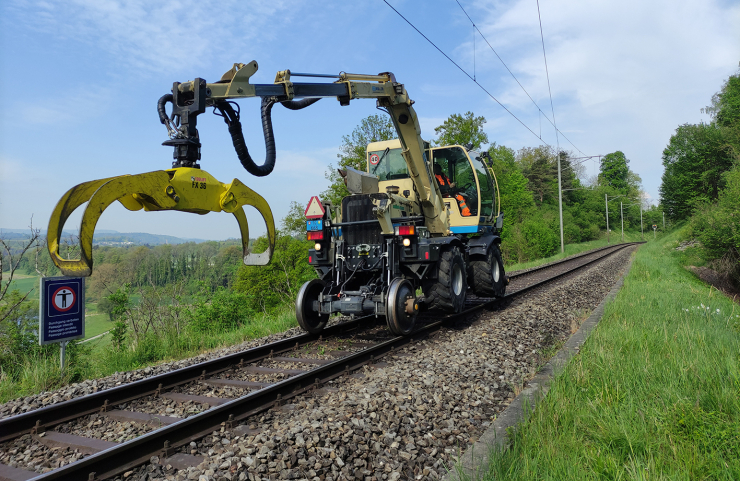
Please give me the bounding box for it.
[369,153,381,165]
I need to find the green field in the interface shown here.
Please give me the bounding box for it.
[2,275,40,300]
[481,228,740,480]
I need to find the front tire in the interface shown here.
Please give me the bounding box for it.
[424,246,467,313]
[386,278,417,335]
[470,245,506,298]
[296,279,329,334]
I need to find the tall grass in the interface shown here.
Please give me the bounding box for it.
[0,308,298,403]
[482,227,740,480]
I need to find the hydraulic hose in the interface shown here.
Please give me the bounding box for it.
[216,97,277,177]
[216,97,320,177]
[157,94,173,124]
[280,98,321,110]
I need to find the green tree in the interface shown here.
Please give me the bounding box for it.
[598,151,631,191]
[660,123,735,220]
[281,201,309,238]
[517,146,557,204]
[487,143,535,223]
[689,164,740,286]
[704,69,740,131]
[434,112,488,149]
[321,114,395,206]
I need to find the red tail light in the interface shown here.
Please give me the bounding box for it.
[309,255,313,263]
[307,231,324,240]
[396,225,415,236]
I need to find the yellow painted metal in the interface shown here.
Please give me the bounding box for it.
[47,167,275,277]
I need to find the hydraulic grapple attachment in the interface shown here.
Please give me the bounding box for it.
[47,167,275,277]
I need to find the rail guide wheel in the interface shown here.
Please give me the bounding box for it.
[385,278,418,335]
[296,279,329,334]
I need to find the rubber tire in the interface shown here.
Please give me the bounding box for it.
[470,245,506,298]
[424,246,467,313]
[385,278,417,335]
[296,279,329,334]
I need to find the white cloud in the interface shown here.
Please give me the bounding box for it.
[7,0,297,73]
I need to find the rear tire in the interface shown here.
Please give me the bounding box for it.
[424,246,466,312]
[386,278,417,335]
[470,245,506,298]
[296,279,329,334]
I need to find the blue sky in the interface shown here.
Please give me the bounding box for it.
[1,0,738,240]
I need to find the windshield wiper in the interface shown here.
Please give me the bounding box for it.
[371,147,390,175]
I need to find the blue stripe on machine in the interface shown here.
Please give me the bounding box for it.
[450,225,480,234]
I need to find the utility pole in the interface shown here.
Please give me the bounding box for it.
[640,201,643,241]
[557,152,564,253]
[605,194,609,245]
[663,212,665,230]
[620,201,624,243]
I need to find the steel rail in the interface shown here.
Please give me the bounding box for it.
[27,242,638,480]
[0,317,372,443]
[507,242,637,281]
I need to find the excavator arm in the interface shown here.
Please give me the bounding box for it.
[178,62,449,234]
[47,61,448,277]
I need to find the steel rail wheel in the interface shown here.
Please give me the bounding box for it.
[385,278,418,335]
[296,279,329,334]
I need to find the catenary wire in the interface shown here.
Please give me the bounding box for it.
[382,0,550,147]
[453,0,586,157]
[537,0,560,156]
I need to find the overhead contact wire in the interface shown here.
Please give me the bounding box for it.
[537,0,560,155]
[382,0,548,146]
[454,0,586,157]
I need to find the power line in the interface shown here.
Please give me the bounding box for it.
[536,0,559,155]
[381,0,549,147]
[453,0,586,157]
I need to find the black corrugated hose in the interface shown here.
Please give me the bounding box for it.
[157,94,173,125]
[215,97,321,177]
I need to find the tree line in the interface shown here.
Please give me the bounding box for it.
[660,68,740,286]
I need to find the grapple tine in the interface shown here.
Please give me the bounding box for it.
[220,179,275,266]
[47,176,123,277]
[77,172,176,273]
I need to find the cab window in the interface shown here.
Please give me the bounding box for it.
[367,148,409,181]
[432,147,479,216]
[469,154,494,217]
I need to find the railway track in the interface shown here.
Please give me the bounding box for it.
[0,242,640,481]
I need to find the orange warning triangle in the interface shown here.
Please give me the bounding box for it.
[304,196,325,219]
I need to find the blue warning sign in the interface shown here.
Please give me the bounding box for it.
[39,276,85,345]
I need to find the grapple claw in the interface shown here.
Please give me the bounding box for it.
[47,167,275,277]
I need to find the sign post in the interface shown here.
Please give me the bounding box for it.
[39,276,85,371]
[652,224,657,239]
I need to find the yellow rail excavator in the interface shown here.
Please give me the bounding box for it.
[48,61,506,335]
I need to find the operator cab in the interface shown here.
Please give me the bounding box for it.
[367,140,498,234]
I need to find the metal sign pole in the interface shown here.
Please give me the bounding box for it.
[620,202,624,243]
[605,194,609,245]
[60,341,68,371]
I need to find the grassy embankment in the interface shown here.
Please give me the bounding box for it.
[0,306,298,403]
[481,227,740,479]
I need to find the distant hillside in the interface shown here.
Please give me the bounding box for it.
[0,229,205,246]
